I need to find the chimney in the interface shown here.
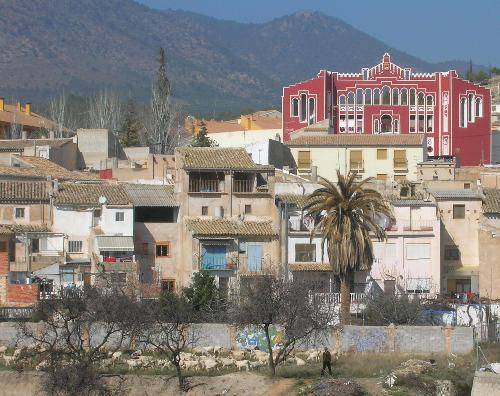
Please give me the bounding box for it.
[0,98,4,111]
[311,166,318,182]
[25,103,31,116]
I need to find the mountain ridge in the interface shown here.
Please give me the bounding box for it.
[0,0,483,115]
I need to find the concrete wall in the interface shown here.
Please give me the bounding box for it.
[288,145,425,182]
[100,206,133,236]
[479,228,500,299]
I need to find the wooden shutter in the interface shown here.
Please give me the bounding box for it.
[377,149,387,160]
[350,150,363,170]
[297,151,311,168]
[394,150,406,161]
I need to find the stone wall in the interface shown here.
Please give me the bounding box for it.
[0,322,474,354]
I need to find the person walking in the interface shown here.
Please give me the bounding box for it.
[321,347,332,376]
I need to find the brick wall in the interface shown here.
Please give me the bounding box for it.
[6,284,39,306]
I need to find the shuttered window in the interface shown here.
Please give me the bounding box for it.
[297,151,311,169]
[377,149,387,160]
[350,150,363,170]
[394,150,407,169]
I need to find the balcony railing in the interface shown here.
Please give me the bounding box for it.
[400,220,435,232]
[200,256,236,271]
[394,160,408,171]
[189,179,223,193]
[289,217,314,232]
[311,292,366,306]
[233,179,254,193]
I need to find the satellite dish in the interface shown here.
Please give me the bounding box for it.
[98,196,107,205]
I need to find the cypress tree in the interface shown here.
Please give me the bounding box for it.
[120,98,140,147]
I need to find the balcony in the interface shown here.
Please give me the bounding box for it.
[393,160,408,172]
[200,256,236,271]
[233,179,254,193]
[289,217,314,232]
[10,251,64,272]
[189,178,223,193]
[400,220,435,232]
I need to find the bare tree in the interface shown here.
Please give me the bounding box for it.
[231,277,333,376]
[8,112,22,139]
[49,92,67,138]
[18,286,139,396]
[146,47,188,154]
[364,293,424,325]
[88,89,122,134]
[137,290,200,391]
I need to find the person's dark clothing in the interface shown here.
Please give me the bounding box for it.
[321,350,332,376]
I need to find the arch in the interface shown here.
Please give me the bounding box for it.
[468,93,474,122]
[374,119,380,133]
[291,98,299,117]
[459,97,467,127]
[347,92,355,105]
[475,97,482,117]
[300,94,307,122]
[338,95,346,105]
[400,88,408,105]
[308,97,316,125]
[356,89,363,104]
[364,88,372,105]
[426,95,434,106]
[381,114,392,133]
[394,119,399,133]
[373,89,380,105]
[409,88,416,105]
[417,92,425,106]
[392,88,399,105]
[382,86,391,105]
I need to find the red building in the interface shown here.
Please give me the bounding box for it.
[282,54,491,166]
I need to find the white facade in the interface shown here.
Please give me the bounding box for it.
[100,206,134,236]
[208,129,282,148]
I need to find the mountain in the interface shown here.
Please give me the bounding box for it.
[0,1,482,115]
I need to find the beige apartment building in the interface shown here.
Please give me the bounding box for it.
[286,134,426,182]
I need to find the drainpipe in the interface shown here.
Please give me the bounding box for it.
[230,170,233,217]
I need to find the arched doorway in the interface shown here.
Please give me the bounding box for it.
[381,114,392,133]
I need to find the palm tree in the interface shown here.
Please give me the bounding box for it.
[305,171,394,324]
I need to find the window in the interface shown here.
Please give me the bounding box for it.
[115,212,124,222]
[156,242,171,257]
[394,175,406,182]
[295,244,316,262]
[464,183,471,189]
[362,68,369,80]
[394,150,407,169]
[14,208,25,219]
[455,279,471,293]
[475,97,482,117]
[453,204,465,219]
[394,119,399,133]
[161,279,176,293]
[68,240,83,253]
[403,69,410,80]
[201,206,208,215]
[350,150,363,171]
[418,115,425,132]
[381,114,392,133]
[460,98,467,127]
[409,89,416,105]
[377,174,387,181]
[382,86,391,104]
[291,98,299,117]
[297,150,311,169]
[444,245,460,260]
[400,88,408,105]
[347,114,355,132]
[245,204,252,214]
[356,114,363,133]
[406,243,431,259]
[426,115,434,132]
[392,88,399,105]
[373,89,380,105]
[417,92,425,106]
[374,119,380,133]
[142,242,149,256]
[377,149,387,160]
[347,92,355,105]
[338,95,346,105]
[0,241,6,252]
[410,115,416,132]
[308,97,315,125]
[300,94,307,121]
[364,89,371,104]
[356,89,363,104]
[31,238,39,253]
[468,93,474,122]
[426,95,434,106]
[339,114,346,132]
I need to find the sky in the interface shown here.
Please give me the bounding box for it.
[137,0,500,66]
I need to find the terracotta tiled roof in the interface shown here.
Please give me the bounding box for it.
[429,189,483,200]
[290,263,332,271]
[0,224,51,235]
[55,183,131,206]
[0,181,49,202]
[124,184,178,207]
[0,104,59,130]
[275,194,311,209]
[186,218,278,237]
[483,189,500,214]
[177,147,274,171]
[0,156,97,181]
[0,139,73,151]
[286,134,425,146]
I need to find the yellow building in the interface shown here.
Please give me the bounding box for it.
[286,134,426,182]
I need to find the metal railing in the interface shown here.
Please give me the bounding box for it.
[200,256,235,271]
[189,179,223,193]
[233,179,254,193]
[311,292,366,305]
[349,160,364,172]
[400,220,435,232]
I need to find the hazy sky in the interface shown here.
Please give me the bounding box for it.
[137,0,500,66]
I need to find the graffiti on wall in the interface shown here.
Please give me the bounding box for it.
[236,325,284,351]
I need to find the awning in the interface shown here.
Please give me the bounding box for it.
[95,236,135,251]
[444,266,479,278]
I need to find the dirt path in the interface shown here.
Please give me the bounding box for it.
[355,378,387,395]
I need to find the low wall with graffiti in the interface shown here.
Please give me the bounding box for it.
[0,322,473,354]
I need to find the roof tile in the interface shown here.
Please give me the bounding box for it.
[483,189,500,214]
[286,134,425,146]
[186,218,277,237]
[0,181,49,202]
[55,183,131,206]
